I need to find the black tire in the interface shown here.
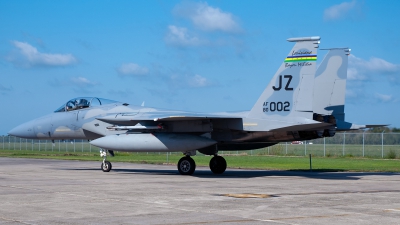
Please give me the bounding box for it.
[209,156,227,174]
[177,156,196,175]
[101,161,112,172]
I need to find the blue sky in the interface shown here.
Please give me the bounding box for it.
[1,0,400,135]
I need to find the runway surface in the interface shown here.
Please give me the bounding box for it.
[1,157,400,224]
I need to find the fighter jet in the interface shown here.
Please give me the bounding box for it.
[9,36,337,175]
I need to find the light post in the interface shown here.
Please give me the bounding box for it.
[285,142,288,155]
[381,130,385,158]
[343,132,346,156]
[362,130,367,157]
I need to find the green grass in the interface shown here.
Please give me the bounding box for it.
[1,149,400,172]
[3,141,400,158]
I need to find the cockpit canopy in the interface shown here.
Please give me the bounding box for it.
[54,97,118,112]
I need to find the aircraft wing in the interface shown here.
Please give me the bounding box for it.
[96,111,244,126]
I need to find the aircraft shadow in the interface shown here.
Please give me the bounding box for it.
[89,167,400,180]
[58,164,400,180]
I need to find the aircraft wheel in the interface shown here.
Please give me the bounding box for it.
[209,156,227,174]
[177,156,196,175]
[101,161,112,172]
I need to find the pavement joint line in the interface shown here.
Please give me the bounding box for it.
[385,209,400,212]
[152,218,269,225]
[274,189,400,196]
[267,213,352,221]
[219,189,400,198]
[0,216,37,225]
[253,218,297,224]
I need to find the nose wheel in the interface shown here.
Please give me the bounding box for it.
[100,149,112,172]
[209,155,227,174]
[101,160,112,172]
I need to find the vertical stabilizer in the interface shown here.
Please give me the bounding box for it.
[313,48,350,121]
[247,36,320,120]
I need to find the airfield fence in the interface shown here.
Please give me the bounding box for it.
[2,133,400,159]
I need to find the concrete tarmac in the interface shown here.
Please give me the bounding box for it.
[1,157,400,225]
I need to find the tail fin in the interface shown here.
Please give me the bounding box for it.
[313,48,388,131]
[313,48,350,121]
[247,36,320,119]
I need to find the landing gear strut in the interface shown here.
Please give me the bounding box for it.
[100,149,112,172]
[209,155,227,174]
[177,156,196,175]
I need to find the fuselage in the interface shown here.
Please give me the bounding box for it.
[8,96,334,154]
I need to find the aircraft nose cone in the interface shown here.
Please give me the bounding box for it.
[8,121,36,138]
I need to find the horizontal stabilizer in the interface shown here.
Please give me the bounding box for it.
[365,124,390,128]
[336,120,388,131]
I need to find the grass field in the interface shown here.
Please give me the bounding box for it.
[2,140,400,158]
[1,149,400,172]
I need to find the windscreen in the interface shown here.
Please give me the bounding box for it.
[54,97,118,112]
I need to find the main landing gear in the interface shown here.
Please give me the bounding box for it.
[177,153,227,175]
[100,149,112,172]
[177,156,196,175]
[209,155,227,174]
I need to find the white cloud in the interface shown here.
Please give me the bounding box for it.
[375,93,393,102]
[347,67,366,81]
[70,77,98,87]
[349,55,398,73]
[348,54,400,81]
[345,89,357,98]
[165,25,202,46]
[117,63,149,76]
[324,0,357,21]
[49,76,99,88]
[169,74,215,88]
[345,88,368,104]
[173,2,240,32]
[108,89,135,97]
[7,41,77,67]
[188,74,211,87]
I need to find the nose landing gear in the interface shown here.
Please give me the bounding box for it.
[100,149,112,172]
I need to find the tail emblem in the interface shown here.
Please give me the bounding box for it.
[284,54,317,62]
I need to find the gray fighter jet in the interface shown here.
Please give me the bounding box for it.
[9,36,339,175]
